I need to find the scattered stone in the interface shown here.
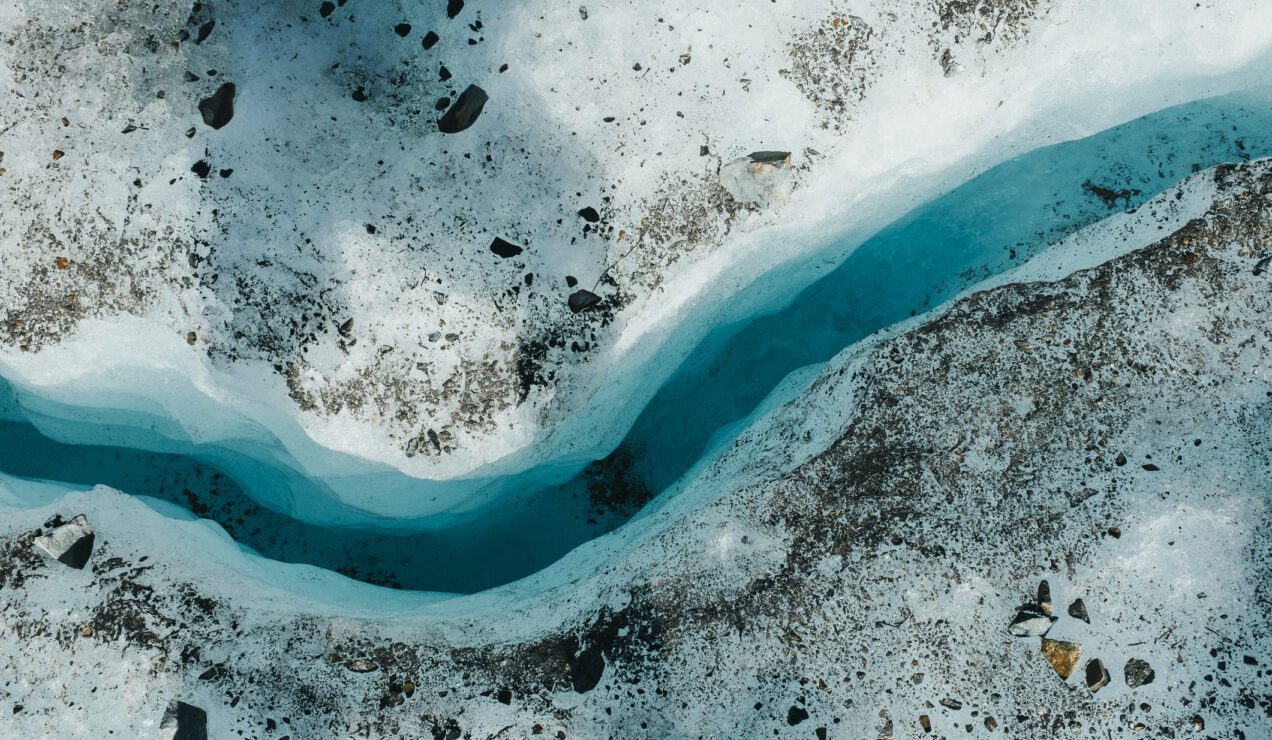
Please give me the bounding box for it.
[1014,339,1035,352]
[1085,658,1110,692]
[1115,452,1127,466]
[1124,658,1155,688]
[33,514,94,569]
[489,237,523,259]
[939,698,962,710]
[319,1,335,18]
[438,85,488,134]
[496,688,512,704]
[1067,598,1089,623]
[198,83,236,129]
[422,31,440,49]
[569,646,604,693]
[579,5,589,20]
[439,65,452,82]
[787,706,809,726]
[403,680,415,697]
[1254,256,1270,276]
[447,0,464,19]
[395,23,412,37]
[159,700,208,740]
[194,20,215,45]
[1243,655,1258,666]
[191,160,211,179]
[918,714,931,733]
[568,289,601,314]
[1007,608,1054,637]
[338,318,354,337]
[1041,638,1082,679]
[719,151,793,208]
[1141,463,1160,471]
[52,149,64,161]
[984,716,998,731]
[346,658,377,673]
[55,256,69,269]
[1108,526,1121,538]
[578,206,600,223]
[1037,580,1052,614]
[352,87,368,102]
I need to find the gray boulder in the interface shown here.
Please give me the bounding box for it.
[719,151,793,208]
[33,515,94,569]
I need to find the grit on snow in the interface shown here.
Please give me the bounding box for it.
[2,157,1270,738]
[1,0,1271,525]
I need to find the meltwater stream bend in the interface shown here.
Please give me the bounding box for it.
[3,90,1271,593]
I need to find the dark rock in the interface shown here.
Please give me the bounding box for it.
[1115,452,1127,466]
[422,31,440,49]
[191,160,211,179]
[435,97,450,111]
[749,150,792,164]
[352,87,368,102]
[1107,526,1121,538]
[338,318,354,336]
[1255,256,1270,276]
[319,1,335,18]
[447,0,464,19]
[918,714,931,733]
[346,658,377,673]
[565,275,578,287]
[1142,463,1160,471]
[438,85,487,133]
[394,23,412,37]
[159,700,208,740]
[939,698,962,710]
[578,207,600,223]
[568,289,601,314]
[33,514,94,569]
[183,71,200,83]
[439,65,452,82]
[489,237,523,259]
[787,706,809,726]
[1085,658,1110,692]
[495,688,511,704]
[570,646,604,693]
[194,20,215,45]
[198,83,236,129]
[1067,598,1089,623]
[1124,658,1155,688]
[1037,580,1052,614]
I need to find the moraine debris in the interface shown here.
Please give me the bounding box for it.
[1037,580,1052,614]
[1254,256,1270,276]
[346,658,378,673]
[33,514,95,569]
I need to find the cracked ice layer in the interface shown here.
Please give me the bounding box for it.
[2,0,1272,523]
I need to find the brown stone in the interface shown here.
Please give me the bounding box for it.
[1041,638,1082,679]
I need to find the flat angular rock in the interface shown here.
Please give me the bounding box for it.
[1124,658,1155,688]
[1067,598,1089,623]
[33,514,94,569]
[1041,638,1081,679]
[159,700,208,740]
[568,289,601,314]
[719,150,793,208]
[1007,608,1054,637]
[489,237,523,259]
[438,85,488,134]
[198,83,236,129]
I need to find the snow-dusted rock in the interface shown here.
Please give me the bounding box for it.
[159,700,207,740]
[718,151,793,208]
[32,514,93,569]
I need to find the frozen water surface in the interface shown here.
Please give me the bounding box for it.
[3,89,1271,593]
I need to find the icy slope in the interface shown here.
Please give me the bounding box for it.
[3,1,1272,523]
[2,158,1268,738]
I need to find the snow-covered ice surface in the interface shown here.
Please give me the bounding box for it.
[3,0,1272,524]
[3,1,1272,737]
[2,152,1271,736]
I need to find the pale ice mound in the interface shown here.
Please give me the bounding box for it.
[2,1,1272,737]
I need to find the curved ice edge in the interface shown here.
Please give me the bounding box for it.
[1,76,1265,526]
[0,154,1230,611]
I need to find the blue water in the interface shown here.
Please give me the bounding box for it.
[3,89,1271,593]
